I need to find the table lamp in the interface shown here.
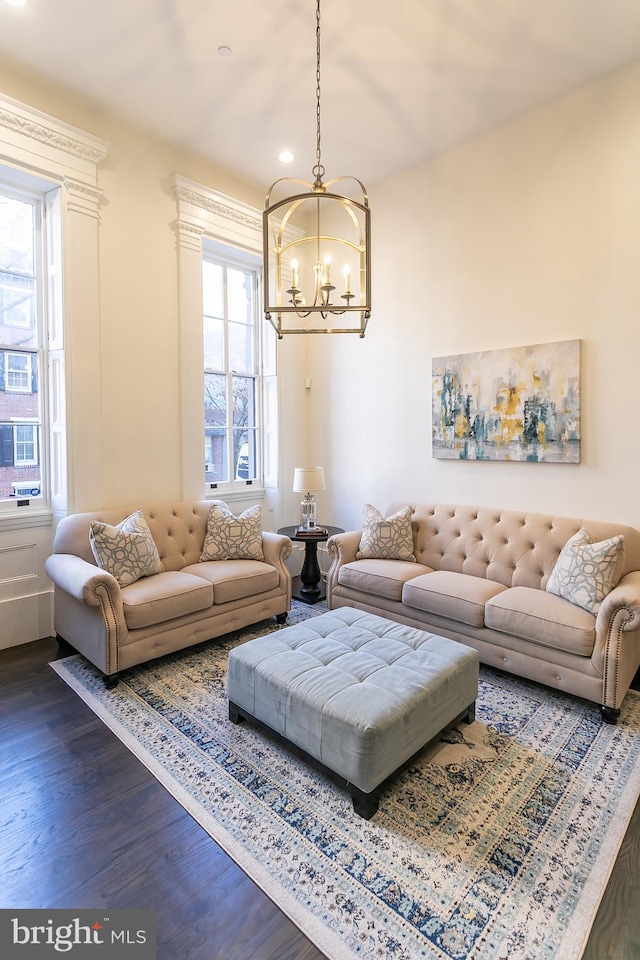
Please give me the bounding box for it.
[293,466,326,531]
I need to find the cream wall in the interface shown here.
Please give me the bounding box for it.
[312,60,640,533]
[2,56,640,642]
[0,59,305,517]
[0,61,309,645]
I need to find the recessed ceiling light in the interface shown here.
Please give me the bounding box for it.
[279,150,294,164]
[217,45,232,57]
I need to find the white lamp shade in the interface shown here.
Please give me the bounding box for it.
[293,466,326,493]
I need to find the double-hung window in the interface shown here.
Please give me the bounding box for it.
[0,188,46,504]
[202,249,262,489]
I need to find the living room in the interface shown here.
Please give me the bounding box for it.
[1,2,639,958]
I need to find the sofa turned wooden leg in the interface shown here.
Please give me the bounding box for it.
[276,612,288,624]
[104,673,120,690]
[56,635,74,656]
[601,705,620,724]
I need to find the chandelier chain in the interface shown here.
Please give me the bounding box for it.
[313,0,324,184]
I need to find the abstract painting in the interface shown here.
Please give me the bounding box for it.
[432,339,580,462]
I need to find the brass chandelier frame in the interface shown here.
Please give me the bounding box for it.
[263,0,371,337]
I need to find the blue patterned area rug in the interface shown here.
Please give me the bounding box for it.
[51,603,640,960]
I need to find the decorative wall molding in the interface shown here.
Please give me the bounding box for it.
[172,174,263,254]
[173,220,205,254]
[63,176,104,219]
[174,181,262,235]
[0,92,108,187]
[0,542,38,582]
[0,106,106,166]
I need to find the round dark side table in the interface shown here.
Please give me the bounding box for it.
[277,525,344,604]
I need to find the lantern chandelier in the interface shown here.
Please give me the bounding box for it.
[263,0,371,337]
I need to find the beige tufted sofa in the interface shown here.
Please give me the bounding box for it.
[45,500,292,686]
[327,502,640,722]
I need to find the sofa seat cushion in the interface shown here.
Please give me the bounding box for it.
[182,560,279,605]
[338,560,432,602]
[485,586,595,656]
[402,571,508,627]
[121,571,213,629]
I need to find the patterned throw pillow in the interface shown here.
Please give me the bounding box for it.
[89,509,163,587]
[546,527,624,614]
[200,502,264,561]
[356,504,416,561]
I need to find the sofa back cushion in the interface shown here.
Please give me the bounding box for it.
[386,501,640,590]
[53,500,222,570]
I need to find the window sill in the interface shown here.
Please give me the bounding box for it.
[0,506,54,531]
[205,485,266,504]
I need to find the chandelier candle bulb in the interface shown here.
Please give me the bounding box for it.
[343,264,351,295]
[291,258,299,288]
[323,255,331,285]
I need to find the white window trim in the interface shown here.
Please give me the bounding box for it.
[0,93,108,522]
[173,176,268,502]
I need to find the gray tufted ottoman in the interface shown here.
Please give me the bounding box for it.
[227,607,479,818]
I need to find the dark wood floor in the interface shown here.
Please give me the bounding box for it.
[1,639,639,960]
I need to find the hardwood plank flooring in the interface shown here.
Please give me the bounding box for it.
[1,638,638,959]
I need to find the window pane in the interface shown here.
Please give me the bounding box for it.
[202,260,223,318]
[0,196,34,274]
[229,319,253,373]
[233,432,249,480]
[228,268,254,373]
[0,272,36,343]
[205,428,227,482]
[203,261,224,370]
[204,372,228,481]
[232,375,255,428]
[227,268,251,325]
[203,314,224,370]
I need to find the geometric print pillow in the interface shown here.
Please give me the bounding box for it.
[89,509,163,587]
[546,527,624,615]
[356,503,416,562]
[200,502,263,561]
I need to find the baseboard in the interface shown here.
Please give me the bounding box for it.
[0,591,53,649]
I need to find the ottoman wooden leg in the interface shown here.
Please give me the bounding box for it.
[229,701,243,724]
[350,785,381,820]
[465,701,476,724]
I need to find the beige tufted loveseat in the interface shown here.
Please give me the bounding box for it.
[326,502,640,722]
[45,500,292,686]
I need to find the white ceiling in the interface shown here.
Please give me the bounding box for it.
[2,0,640,189]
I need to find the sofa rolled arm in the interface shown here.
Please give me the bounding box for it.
[593,570,640,711]
[596,570,640,633]
[45,553,122,608]
[261,531,293,592]
[326,530,361,598]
